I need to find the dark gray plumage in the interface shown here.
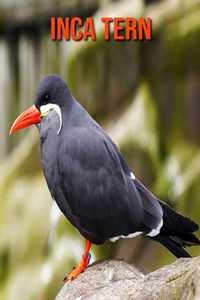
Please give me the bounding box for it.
[34,74,200,257]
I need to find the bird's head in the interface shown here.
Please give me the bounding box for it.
[10,74,70,135]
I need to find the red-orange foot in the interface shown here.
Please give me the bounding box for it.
[63,239,91,282]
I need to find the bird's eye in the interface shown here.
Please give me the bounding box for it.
[45,95,49,100]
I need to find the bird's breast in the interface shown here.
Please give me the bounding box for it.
[39,129,61,199]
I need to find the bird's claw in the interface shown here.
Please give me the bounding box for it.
[63,265,83,282]
[63,241,92,282]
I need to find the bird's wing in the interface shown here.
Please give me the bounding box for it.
[55,126,162,244]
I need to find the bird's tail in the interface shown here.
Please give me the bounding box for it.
[153,200,200,258]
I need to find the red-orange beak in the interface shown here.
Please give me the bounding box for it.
[10,104,41,134]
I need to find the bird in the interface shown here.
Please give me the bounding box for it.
[10,74,200,281]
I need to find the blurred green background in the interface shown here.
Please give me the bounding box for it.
[1,0,200,299]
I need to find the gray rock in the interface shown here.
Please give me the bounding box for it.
[56,256,200,300]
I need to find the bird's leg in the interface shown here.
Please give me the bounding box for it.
[64,239,92,281]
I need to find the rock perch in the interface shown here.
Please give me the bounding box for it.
[56,257,200,300]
